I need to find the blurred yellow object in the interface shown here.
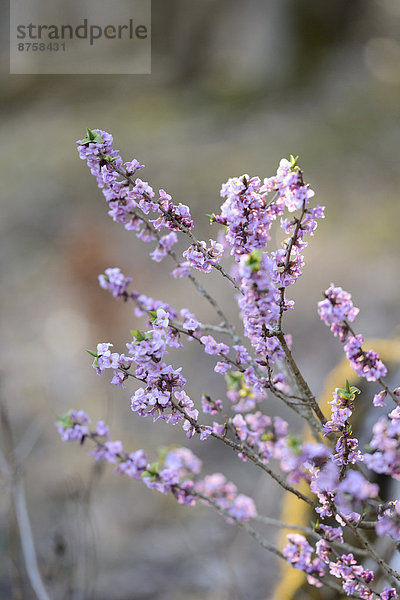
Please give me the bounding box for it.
[272,338,400,600]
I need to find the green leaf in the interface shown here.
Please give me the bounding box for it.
[86,350,99,368]
[56,411,73,429]
[286,435,302,455]
[103,154,117,163]
[148,310,157,321]
[80,128,103,146]
[148,462,159,475]
[311,519,320,531]
[141,461,159,481]
[206,213,216,224]
[130,330,153,344]
[131,329,145,341]
[157,446,168,462]
[245,249,263,272]
[337,380,361,401]
[225,371,243,390]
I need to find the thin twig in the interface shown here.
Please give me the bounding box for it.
[276,331,327,426]
[13,416,47,476]
[0,402,51,600]
[277,199,307,330]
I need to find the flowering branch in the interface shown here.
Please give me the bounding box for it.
[56,130,400,599]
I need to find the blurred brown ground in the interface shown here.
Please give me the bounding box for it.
[1,1,400,598]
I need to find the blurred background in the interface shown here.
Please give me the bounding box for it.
[1,0,400,598]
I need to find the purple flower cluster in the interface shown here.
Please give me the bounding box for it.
[93,342,132,384]
[197,473,257,522]
[381,588,399,600]
[225,367,267,412]
[56,410,90,442]
[115,449,148,479]
[92,314,181,416]
[364,407,400,480]
[180,308,202,333]
[94,309,213,440]
[142,449,199,502]
[164,446,202,475]
[279,442,331,485]
[237,253,282,358]
[283,534,325,587]
[263,158,315,213]
[201,395,223,415]
[323,387,354,436]
[311,458,378,520]
[218,175,273,258]
[183,239,224,273]
[318,285,387,382]
[335,470,379,516]
[323,385,363,470]
[318,284,359,341]
[216,159,324,363]
[200,335,229,356]
[126,312,187,421]
[233,344,251,365]
[150,232,178,263]
[328,553,374,597]
[77,129,193,261]
[231,411,287,461]
[334,435,363,468]
[373,390,387,407]
[98,267,132,298]
[136,446,256,518]
[217,160,321,263]
[171,262,191,279]
[152,189,193,231]
[344,334,387,382]
[77,129,122,180]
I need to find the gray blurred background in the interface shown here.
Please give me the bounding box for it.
[1,1,400,598]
